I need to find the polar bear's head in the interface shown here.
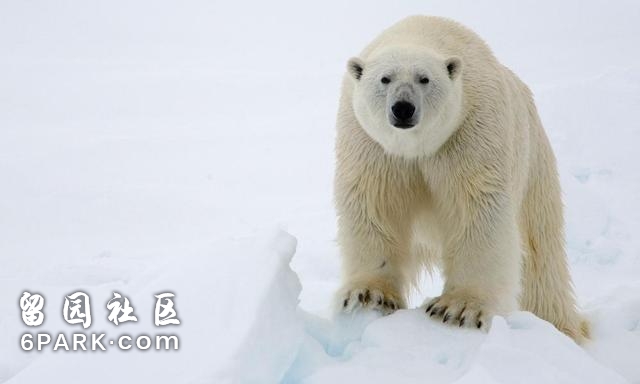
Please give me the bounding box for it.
[348,46,464,158]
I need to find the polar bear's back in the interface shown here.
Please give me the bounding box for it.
[360,16,495,65]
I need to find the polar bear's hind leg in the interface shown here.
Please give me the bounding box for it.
[519,145,590,344]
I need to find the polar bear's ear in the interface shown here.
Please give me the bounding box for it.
[445,57,462,80]
[347,57,365,80]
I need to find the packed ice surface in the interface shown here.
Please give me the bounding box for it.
[7,229,626,384]
[1,0,640,383]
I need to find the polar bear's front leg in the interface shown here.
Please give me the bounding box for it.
[426,191,521,331]
[335,216,413,315]
[335,218,413,315]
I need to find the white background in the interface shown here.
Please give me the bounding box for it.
[1,1,639,383]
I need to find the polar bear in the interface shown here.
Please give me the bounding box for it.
[334,15,589,344]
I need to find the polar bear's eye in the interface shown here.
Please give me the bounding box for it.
[419,77,430,84]
[381,77,391,84]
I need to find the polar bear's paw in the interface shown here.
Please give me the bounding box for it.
[338,283,404,316]
[424,293,492,332]
[342,288,399,315]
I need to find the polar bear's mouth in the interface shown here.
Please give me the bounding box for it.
[392,121,417,129]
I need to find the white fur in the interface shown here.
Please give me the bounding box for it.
[335,16,589,344]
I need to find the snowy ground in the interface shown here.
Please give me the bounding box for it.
[1,0,639,383]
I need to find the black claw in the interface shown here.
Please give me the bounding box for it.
[343,299,348,308]
[364,291,371,304]
[460,317,466,327]
[443,313,450,323]
[476,320,483,329]
[390,302,396,310]
[426,303,434,313]
[377,298,382,305]
[430,309,437,317]
[358,293,364,303]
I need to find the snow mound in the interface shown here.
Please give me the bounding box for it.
[3,230,300,384]
[1,231,636,384]
[217,231,629,384]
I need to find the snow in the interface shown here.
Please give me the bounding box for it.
[1,0,639,383]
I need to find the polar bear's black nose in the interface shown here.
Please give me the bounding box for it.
[391,101,416,127]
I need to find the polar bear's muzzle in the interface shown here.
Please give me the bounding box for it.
[390,100,417,129]
[388,83,419,129]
